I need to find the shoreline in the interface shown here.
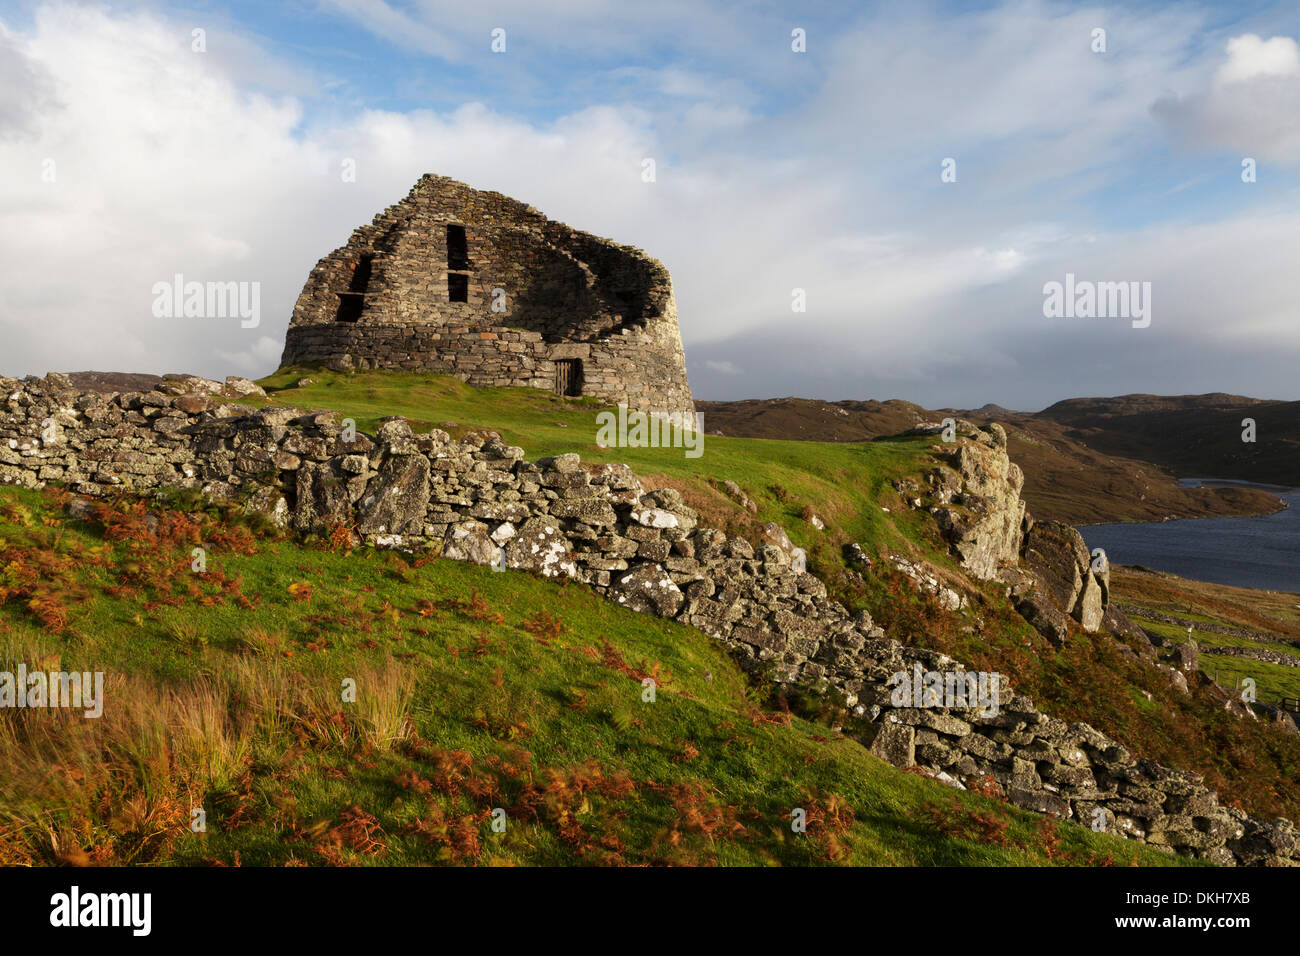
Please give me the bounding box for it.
[1078,478,1294,528]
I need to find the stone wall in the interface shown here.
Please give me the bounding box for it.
[282,175,694,414]
[2,373,1297,866]
[1114,603,1300,649]
[1202,645,1300,669]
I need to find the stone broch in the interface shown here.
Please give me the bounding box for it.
[281,174,694,414]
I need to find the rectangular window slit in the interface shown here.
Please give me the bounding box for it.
[448,272,469,302]
[446,224,469,270]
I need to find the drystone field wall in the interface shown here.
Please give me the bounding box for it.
[1115,604,1299,649]
[2,373,1298,866]
[282,175,694,414]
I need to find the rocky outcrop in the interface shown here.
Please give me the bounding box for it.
[912,424,1116,645]
[1021,520,1108,633]
[921,422,1025,581]
[3,373,1298,866]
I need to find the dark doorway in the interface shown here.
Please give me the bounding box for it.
[555,359,583,397]
[446,224,469,270]
[448,273,469,302]
[335,254,373,322]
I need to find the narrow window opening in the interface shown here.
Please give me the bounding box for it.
[335,254,372,322]
[348,254,374,293]
[555,359,583,397]
[448,272,469,302]
[446,224,469,270]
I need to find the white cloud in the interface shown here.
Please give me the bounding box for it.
[1215,34,1300,85]
[1154,32,1300,164]
[0,1,1297,411]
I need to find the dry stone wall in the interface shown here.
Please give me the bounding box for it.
[2,373,1297,866]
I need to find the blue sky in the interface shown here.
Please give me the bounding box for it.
[1,0,1298,407]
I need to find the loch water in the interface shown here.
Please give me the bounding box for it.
[1077,480,1300,593]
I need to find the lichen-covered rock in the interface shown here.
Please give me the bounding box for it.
[293,458,368,532]
[443,520,499,566]
[504,517,576,578]
[611,563,684,617]
[357,452,430,535]
[929,435,1025,580]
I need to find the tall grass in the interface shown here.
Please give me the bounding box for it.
[0,637,414,864]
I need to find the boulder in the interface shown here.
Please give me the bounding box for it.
[1072,571,1105,632]
[293,458,368,531]
[223,376,267,399]
[864,720,915,767]
[443,520,499,565]
[1015,591,1071,646]
[357,452,430,535]
[1022,520,1089,613]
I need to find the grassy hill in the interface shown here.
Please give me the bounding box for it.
[5,366,1296,866]
[0,485,1173,866]
[1108,568,1300,712]
[695,394,1286,524]
[254,369,1300,826]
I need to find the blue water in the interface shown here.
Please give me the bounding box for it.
[1077,481,1300,593]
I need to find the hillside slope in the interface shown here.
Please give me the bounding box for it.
[0,486,1167,867]
[1036,393,1300,487]
[697,395,1288,524]
[3,367,1298,865]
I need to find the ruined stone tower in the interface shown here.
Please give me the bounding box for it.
[281,174,694,412]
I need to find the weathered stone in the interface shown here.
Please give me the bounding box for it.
[1015,592,1071,646]
[357,453,430,535]
[611,563,684,617]
[443,520,498,565]
[504,517,576,578]
[1022,520,1089,614]
[1073,571,1105,632]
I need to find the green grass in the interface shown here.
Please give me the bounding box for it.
[251,368,1300,827]
[1127,618,1300,706]
[6,367,1270,866]
[0,485,1185,867]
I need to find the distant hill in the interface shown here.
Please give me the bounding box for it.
[696,397,929,443]
[697,393,1292,525]
[1033,394,1300,487]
